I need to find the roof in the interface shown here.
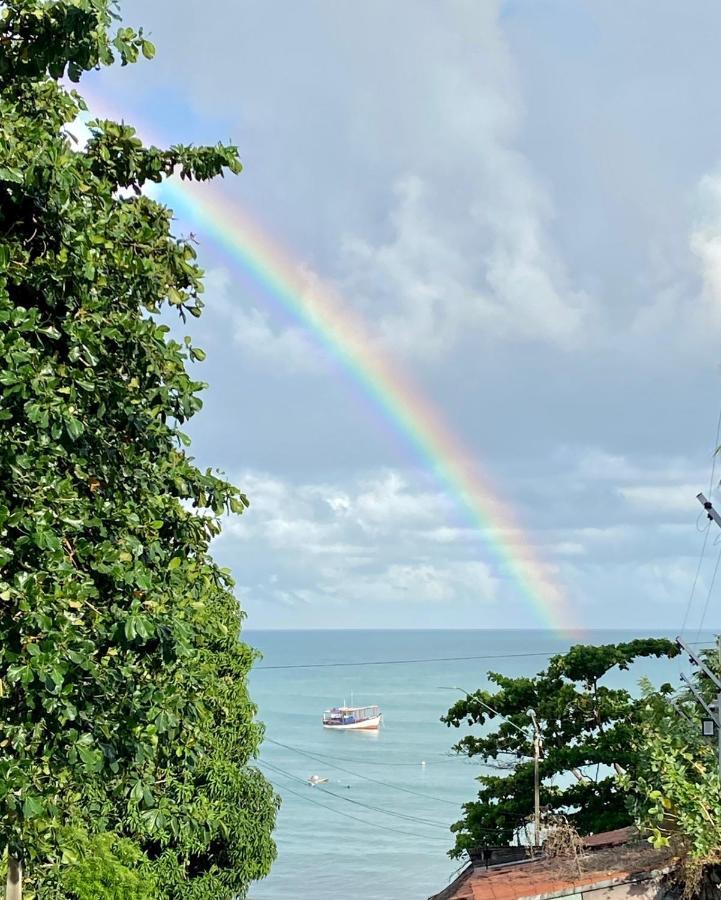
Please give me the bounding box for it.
[427,828,674,900]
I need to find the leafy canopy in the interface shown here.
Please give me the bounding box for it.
[442,639,678,858]
[620,677,721,896]
[0,0,276,896]
[621,683,721,858]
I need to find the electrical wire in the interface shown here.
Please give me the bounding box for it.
[259,759,451,830]
[683,394,721,637]
[262,773,434,840]
[679,395,721,635]
[260,757,525,832]
[697,540,721,638]
[267,741,469,767]
[266,737,469,767]
[255,642,701,672]
[680,518,711,634]
[265,737,460,806]
[709,398,721,496]
[255,650,554,670]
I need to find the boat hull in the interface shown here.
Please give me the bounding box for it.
[322,714,382,731]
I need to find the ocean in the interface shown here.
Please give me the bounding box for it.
[245,629,710,900]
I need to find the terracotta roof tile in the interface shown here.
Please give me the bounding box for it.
[428,830,674,900]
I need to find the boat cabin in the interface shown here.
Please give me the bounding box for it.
[322,705,381,727]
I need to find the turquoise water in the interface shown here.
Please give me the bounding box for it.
[246,629,709,900]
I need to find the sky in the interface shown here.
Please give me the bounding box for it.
[84,0,721,630]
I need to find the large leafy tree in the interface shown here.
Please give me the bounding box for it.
[442,639,678,858]
[0,1,276,896]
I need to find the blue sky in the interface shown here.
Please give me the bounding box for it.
[86,0,721,629]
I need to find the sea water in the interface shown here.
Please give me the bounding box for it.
[246,629,711,900]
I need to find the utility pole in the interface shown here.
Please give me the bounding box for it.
[694,493,721,779]
[717,635,721,782]
[675,634,721,779]
[6,857,22,900]
[529,708,542,847]
[439,687,543,846]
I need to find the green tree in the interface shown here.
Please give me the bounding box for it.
[621,681,721,895]
[442,639,678,858]
[0,1,277,896]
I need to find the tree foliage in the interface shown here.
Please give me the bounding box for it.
[621,668,721,895]
[442,639,678,858]
[621,685,721,858]
[0,1,277,895]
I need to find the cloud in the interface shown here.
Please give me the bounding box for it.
[202,269,323,373]
[343,560,500,606]
[692,168,721,323]
[114,0,593,365]
[213,468,508,621]
[559,446,705,490]
[96,0,721,630]
[352,470,452,531]
[212,457,708,627]
[618,484,703,515]
[330,1,593,359]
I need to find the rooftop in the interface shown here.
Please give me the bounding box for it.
[428,828,675,900]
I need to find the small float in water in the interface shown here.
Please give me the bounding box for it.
[322,704,382,731]
[307,774,329,786]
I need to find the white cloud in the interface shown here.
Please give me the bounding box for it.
[618,483,702,515]
[551,541,586,557]
[560,446,705,490]
[203,269,323,373]
[692,168,721,323]
[345,560,499,606]
[333,3,593,359]
[210,457,720,627]
[133,1,593,366]
[352,470,451,531]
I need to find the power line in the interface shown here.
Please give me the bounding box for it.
[680,518,711,634]
[262,759,526,834]
[259,759,451,830]
[255,642,705,672]
[266,737,468,767]
[684,400,721,637]
[266,737,460,806]
[697,540,721,637]
[708,398,721,496]
[262,773,433,840]
[261,757,524,832]
[255,650,554,670]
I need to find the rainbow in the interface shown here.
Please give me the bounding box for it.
[80,94,578,634]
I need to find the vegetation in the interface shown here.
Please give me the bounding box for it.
[0,0,276,896]
[442,639,678,858]
[622,674,721,895]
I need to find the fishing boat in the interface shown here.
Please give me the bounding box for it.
[322,704,382,730]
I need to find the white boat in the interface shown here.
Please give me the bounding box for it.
[322,704,382,731]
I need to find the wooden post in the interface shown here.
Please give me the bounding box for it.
[6,857,22,900]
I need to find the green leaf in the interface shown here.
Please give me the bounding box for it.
[66,417,84,439]
[23,796,44,819]
[0,167,23,184]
